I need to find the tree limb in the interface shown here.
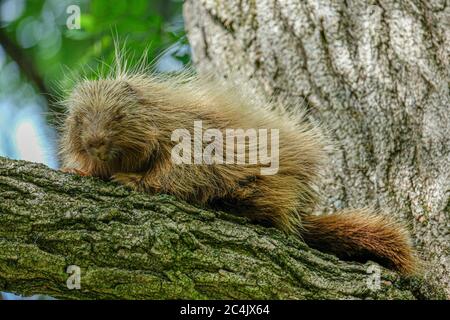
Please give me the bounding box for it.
[0,157,444,299]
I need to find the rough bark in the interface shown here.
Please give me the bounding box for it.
[183,0,450,296]
[0,156,445,299]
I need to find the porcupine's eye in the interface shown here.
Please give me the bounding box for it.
[113,113,125,122]
[72,114,83,127]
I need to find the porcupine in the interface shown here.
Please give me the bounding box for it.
[58,62,418,275]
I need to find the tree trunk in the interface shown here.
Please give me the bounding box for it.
[183,0,449,296]
[0,156,445,299]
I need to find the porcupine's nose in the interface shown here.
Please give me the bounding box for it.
[86,139,110,161]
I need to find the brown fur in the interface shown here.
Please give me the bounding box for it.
[302,209,418,274]
[58,69,418,274]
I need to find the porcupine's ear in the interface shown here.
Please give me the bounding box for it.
[121,81,138,96]
[119,81,145,104]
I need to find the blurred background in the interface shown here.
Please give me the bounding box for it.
[0,0,190,299]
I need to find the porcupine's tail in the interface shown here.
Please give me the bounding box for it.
[301,208,419,274]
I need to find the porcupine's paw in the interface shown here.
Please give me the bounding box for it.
[61,167,89,176]
[111,172,144,191]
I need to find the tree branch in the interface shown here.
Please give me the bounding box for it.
[0,157,444,299]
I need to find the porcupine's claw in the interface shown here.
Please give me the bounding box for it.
[61,167,90,176]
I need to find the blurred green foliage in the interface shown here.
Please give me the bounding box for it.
[0,0,190,95]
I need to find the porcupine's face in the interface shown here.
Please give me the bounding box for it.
[62,79,152,173]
